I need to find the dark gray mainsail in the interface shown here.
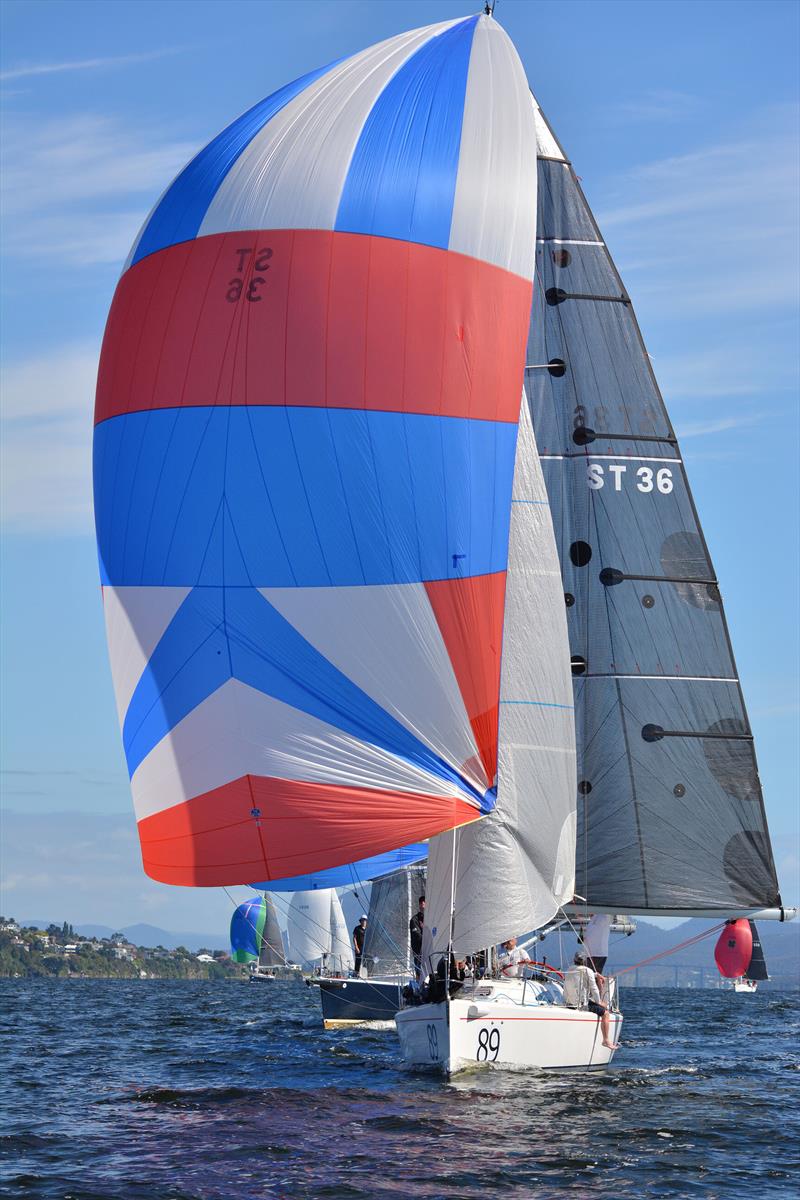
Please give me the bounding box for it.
[524,100,781,915]
[363,865,426,975]
[745,920,769,981]
[259,893,285,967]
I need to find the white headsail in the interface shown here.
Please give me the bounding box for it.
[426,399,577,957]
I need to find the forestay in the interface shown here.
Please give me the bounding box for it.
[93,15,539,886]
[524,100,781,914]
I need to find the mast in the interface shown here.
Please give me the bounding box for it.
[525,96,783,916]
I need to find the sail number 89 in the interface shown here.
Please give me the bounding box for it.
[476,1028,500,1062]
[587,464,673,494]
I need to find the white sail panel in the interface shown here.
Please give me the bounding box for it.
[426,400,577,956]
[262,582,486,792]
[449,17,537,279]
[102,586,191,723]
[199,21,459,239]
[286,890,332,967]
[129,678,468,823]
[329,891,355,973]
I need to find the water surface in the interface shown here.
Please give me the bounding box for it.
[1,979,798,1198]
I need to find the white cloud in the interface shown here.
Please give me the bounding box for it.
[0,809,253,931]
[674,415,759,439]
[0,112,197,266]
[1,343,97,532]
[608,89,700,123]
[594,106,800,319]
[0,47,186,82]
[8,210,148,266]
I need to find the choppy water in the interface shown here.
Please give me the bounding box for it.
[1,979,798,1199]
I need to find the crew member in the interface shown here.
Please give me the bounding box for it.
[352,914,367,976]
[563,951,619,1050]
[409,895,425,979]
[429,953,466,1001]
[498,936,533,978]
[582,913,612,974]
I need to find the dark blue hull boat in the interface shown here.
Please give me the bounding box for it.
[308,977,405,1027]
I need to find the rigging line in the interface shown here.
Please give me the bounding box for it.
[613,922,726,977]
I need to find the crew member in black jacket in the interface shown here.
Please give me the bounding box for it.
[409,895,425,979]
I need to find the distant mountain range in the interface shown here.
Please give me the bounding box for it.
[21,920,230,953]
[19,915,799,984]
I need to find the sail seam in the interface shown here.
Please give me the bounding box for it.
[584,674,740,682]
[539,453,681,463]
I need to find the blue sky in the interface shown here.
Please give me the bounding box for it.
[1,0,798,932]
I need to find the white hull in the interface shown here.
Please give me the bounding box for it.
[395,980,622,1075]
[733,978,758,993]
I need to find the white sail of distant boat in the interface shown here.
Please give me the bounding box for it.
[285,889,357,974]
[286,892,333,970]
[328,892,354,975]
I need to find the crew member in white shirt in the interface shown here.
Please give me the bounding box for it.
[563,951,619,1050]
[582,913,612,974]
[498,936,533,978]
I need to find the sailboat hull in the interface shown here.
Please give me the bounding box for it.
[396,994,622,1075]
[310,977,405,1027]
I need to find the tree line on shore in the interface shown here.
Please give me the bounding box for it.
[0,916,240,980]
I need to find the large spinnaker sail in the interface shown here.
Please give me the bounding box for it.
[425,398,577,957]
[525,98,781,913]
[93,15,538,886]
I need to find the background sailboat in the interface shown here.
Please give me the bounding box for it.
[285,890,351,972]
[230,894,284,978]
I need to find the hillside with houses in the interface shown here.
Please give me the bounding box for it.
[0,916,240,979]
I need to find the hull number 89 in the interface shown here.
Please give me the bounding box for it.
[587,464,673,494]
[477,1028,500,1062]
